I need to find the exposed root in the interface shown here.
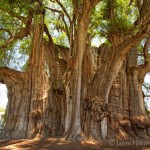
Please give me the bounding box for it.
[109,115,150,140]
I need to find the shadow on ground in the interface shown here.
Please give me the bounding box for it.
[0,138,150,150]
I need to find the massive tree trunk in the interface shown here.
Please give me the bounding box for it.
[0,68,30,139]
[83,29,150,139]
[64,2,100,140]
[127,49,145,117]
[108,47,150,140]
[1,0,150,142]
[1,1,50,139]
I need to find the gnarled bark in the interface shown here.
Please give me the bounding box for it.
[108,45,150,140]
[1,0,150,142]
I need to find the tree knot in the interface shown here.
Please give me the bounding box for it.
[84,96,112,121]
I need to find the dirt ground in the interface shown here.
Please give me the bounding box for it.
[0,137,150,150]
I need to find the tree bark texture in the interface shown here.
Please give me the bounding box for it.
[0,3,65,139]
[1,45,150,140]
[108,48,150,140]
[1,1,150,141]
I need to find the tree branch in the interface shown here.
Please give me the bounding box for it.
[145,95,150,97]
[60,13,70,40]
[0,66,22,83]
[0,28,13,39]
[107,0,116,47]
[89,0,101,8]
[45,7,70,40]
[135,0,150,26]
[71,0,78,15]
[129,0,134,6]
[55,0,71,23]
[136,0,142,13]
[142,37,150,69]
[0,13,32,49]
[108,0,115,22]
[136,37,150,84]
[44,24,54,47]
[118,22,150,56]
[45,7,61,13]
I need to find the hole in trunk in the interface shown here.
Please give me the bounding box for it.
[143,73,150,114]
[0,83,8,129]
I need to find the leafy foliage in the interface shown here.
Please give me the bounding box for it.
[0,0,31,15]
[90,0,139,45]
[0,0,148,69]
[0,0,31,70]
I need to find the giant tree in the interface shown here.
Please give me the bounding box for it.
[0,0,53,139]
[0,0,150,141]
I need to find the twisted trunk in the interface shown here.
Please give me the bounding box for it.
[1,1,150,142]
[127,49,145,117]
[0,3,59,139]
[108,48,150,140]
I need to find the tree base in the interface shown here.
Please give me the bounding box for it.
[108,115,150,140]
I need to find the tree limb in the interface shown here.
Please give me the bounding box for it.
[129,0,134,6]
[0,28,13,39]
[0,66,23,83]
[107,0,116,47]
[55,0,71,23]
[108,0,115,22]
[45,7,70,40]
[135,0,150,26]
[44,24,54,46]
[0,13,32,49]
[136,0,142,13]
[45,7,61,13]
[89,0,101,8]
[118,22,150,56]
[82,0,100,12]
[142,37,150,69]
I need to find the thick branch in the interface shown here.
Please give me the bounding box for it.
[0,66,22,83]
[108,0,115,22]
[0,13,32,49]
[118,22,150,57]
[135,0,150,26]
[108,0,116,47]
[142,37,150,69]
[137,37,150,75]
[83,0,100,8]
[72,0,100,19]
[71,0,78,15]
[89,0,101,8]
[136,37,150,84]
